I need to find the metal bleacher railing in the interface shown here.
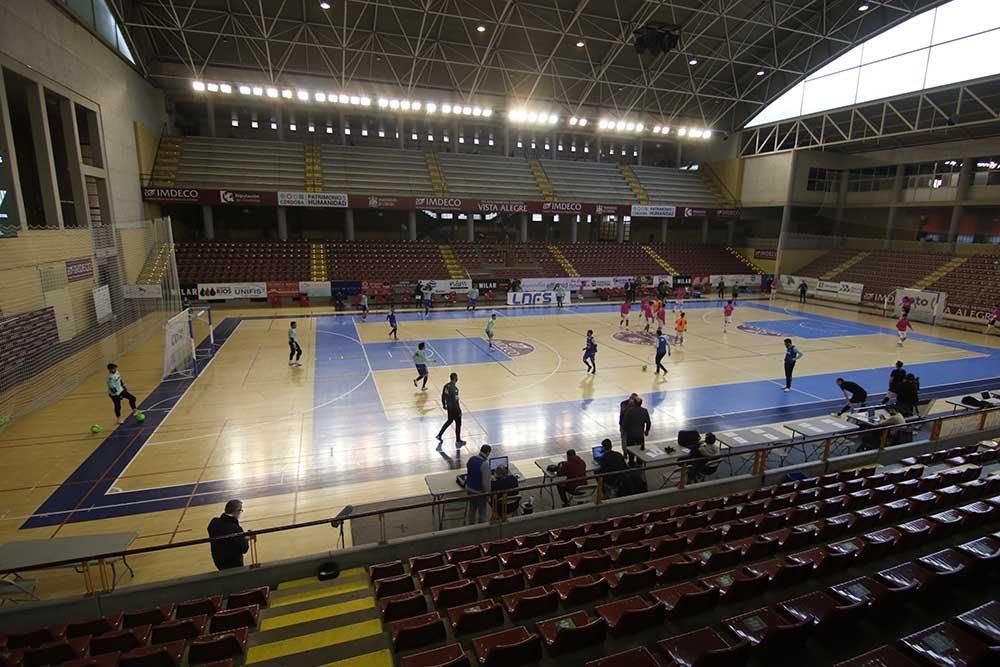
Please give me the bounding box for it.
[3,402,998,600]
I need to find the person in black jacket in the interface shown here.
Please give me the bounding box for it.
[623,397,651,464]
[207,499,250,570]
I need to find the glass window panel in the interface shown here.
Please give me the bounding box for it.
[745,82,805,127]
[801,68,860,114]
[68,0,95,26]
[861,10,934,64]
[925,30,1000,88]
[808,45,863,80]
[856,50,929,103]
[932,0,1000,44]
[93,0,116,45]
[116,25,136,64]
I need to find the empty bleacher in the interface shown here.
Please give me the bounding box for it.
[836,251,953,301]
[631,167,719,206]
[326,240,448,280]
[321,145,434,195]
[794,249,862,280]
[175,241,310,283]
[925,254,1000,313]
[172,137,306,191]
[541,161,637,204]
[438,154,543,200]
[558,243,666,277]
[649,244,757,276]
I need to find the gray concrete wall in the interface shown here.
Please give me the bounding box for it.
[0,0,166,225]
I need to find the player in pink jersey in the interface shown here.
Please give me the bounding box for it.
[986,305,999,334]
[673,287,685,311]
[723,300,735,332]
[895,315,913,347]
[642,299,654,332]
[619,300,631,328]
[656,302,667,327]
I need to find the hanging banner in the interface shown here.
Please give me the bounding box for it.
[123,284,163,299]
[277,192,348,208]
[709,274,760,288]
[65,257,94,282]
[778,275,818,294]
[299,281,333,297]
[472,279,511,291]
[630,204,677,218]
[92,285,113,323]
[420,279,472,294]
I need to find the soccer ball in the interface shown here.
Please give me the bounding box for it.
[90,424,102,434]
[642,364,648,372]
[135,412,146,423]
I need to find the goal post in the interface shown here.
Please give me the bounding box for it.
[892,287,947,325]
[162,306,213,380]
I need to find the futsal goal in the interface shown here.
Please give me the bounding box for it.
[163,306,213,380]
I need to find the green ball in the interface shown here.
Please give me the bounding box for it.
[90,424,102,434]
[135,412,146,423]
[642,364,648,372]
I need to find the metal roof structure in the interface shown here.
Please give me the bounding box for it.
[112,0,949,132]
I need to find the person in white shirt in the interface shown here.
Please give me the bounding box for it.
[485,313,497,348]
[288,321,302,366]
[106,363,138,425]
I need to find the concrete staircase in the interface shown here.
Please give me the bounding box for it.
[822,251,870,280]
[641,246,678,275]
[914,256,967,289]
[304,145,324,193]
[528,159,557,201]
[548,245,580,277]
[136,243,171,284]
[726,247,763,275]
[618,163,650,204]
[439,245,465,279]
[310,243,328,281]
[149,136,183,186]
[425,153,448,196]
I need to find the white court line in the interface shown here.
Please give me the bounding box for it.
[460,334,565,403]
[353,319,387,415]
[111,321,240,486]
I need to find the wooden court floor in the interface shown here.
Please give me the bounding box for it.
[2,297,999,599]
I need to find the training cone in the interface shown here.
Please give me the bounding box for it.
[90,424,101,434]
[135,412,146,423]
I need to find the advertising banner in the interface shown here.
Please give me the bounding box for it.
[943,303,994,324]
[754,249,777,260]
[420,279,472,294]
[65,257,94,282]
[709,274,760,288]
[630,204,677,218]
[472,278,511,291]
[196,282,267,300]
[93,285,113,323]
[896,288,946,324]
[299,281,333,297]
[682,207,740,218]
[518,277,575,292]
[277,192,348,208]
[672,275,693,287]
[507,291,570,307]
[123,284,163,299]
[778,275,818,294]
[142,187,277,206]
[266,281,301,296]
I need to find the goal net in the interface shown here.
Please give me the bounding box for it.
[892,288,947,325]
[163,306,214,380]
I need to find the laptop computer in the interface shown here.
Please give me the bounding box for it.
[591,445,605,460]
[489,456,509,472]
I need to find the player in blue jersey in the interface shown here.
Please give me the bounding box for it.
[654,328,670,375]
[583,329,597,374]
[386,307,398,340]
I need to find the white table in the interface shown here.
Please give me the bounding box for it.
[425,464,525,529]
[716,426,791,474]
[0,532,137,593]
[782,417,859,462]
[946,397,1000,413]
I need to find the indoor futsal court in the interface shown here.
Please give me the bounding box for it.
[2,297,999,593]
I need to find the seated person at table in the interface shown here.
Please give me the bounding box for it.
[550,449,587,506]
[595,439,643,497]
[492,465,519,495]
[682,433,721,482]
[860,406,908,450]
[836,378,868,415]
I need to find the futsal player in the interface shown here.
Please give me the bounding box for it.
[896,315,913,347]
[106,362,138,425]
[386,307,398,340]
[555,284,566,308]
[986,305,999,334]
[654,328,670,375]
[359,292,369,321]
[412,342,429,390]
[673,286,685,311]
[583,329,597,374]
[468,286,479,311]
[674,311,687,345]
[436,372,465,449]
[783,338,803,392]
[723,300,734,332]
[486,313,497,348]
[619,299,631,328]
[642,297,654,333]
[288,321,303,366]
[656,301,667,329]
[883,360,906,404]
[836,378,868,415]
[422,284,433,317]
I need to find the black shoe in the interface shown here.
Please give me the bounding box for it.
[456,439,467,448]
[436,434,443,442]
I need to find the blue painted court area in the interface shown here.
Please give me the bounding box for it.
[22,300,1000,526]
[363,337,510,371]
[740,317,882,339]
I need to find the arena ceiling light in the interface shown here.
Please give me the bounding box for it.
[598,118,644,133]
[509,109,558,125]
[192,81,206,91]
[568,117,588,127]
